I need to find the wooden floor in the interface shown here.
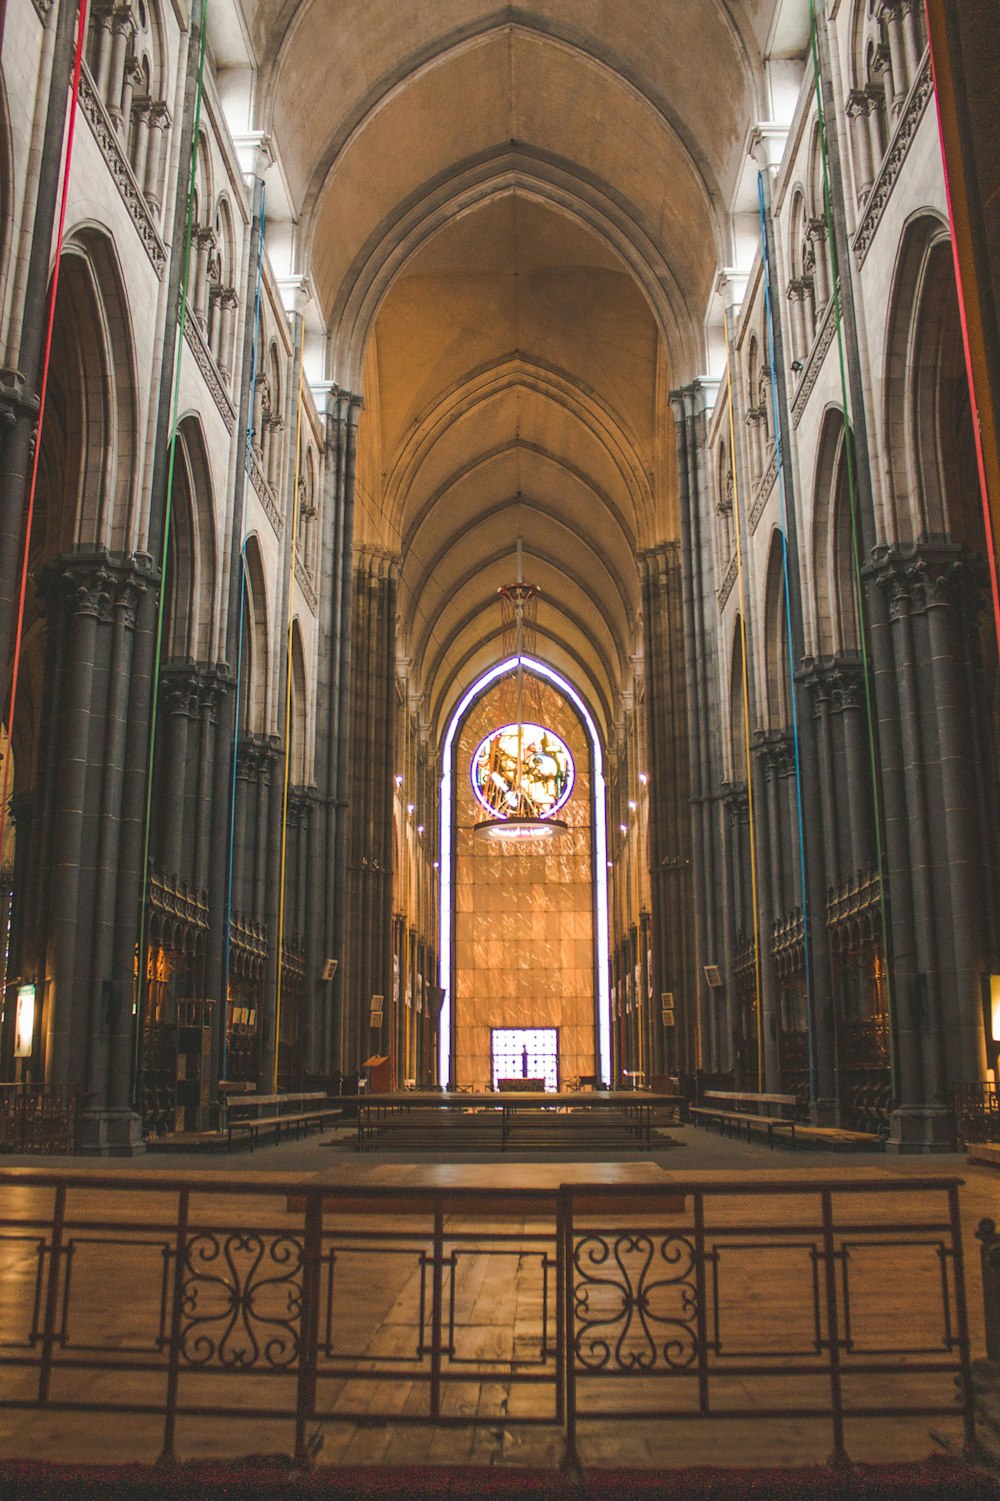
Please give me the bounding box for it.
[0,1132,993,1472]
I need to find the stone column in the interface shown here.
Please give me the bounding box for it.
[879,0,911,111]
[807,219,831,312]
[878,555,949,1146]
[786,280,809,362]
[252,375,268,461]
[143,103,170,215]
[120,57,139,143]
[900,0,925,81]
[266,415,284,490]
[157,670,198,881]
[129,97,151,191]
[216,289,238,382]
[847,90,877,201]
[42,566,109,1087]
[106,8,134,132]
[192,228,215,331]
[93,5,115,103]
[921,557,988,1084]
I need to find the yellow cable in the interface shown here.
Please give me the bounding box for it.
[724,333,765,1092]
[273,369,304,1091]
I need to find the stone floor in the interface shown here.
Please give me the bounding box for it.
[0,1124,996,1472]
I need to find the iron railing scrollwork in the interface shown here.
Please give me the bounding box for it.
[0,1170,977,1470]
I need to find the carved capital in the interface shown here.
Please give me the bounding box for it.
[0,368,40,425]
[846,87,875,120]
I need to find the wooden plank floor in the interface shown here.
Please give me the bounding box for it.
[0,1141,992,1472]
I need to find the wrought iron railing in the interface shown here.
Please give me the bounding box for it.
[0,1086,79,1155]
[952,1082,1000,1150]
[0,1171,974,1468]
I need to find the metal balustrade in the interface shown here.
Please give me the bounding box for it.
[0,1170,975,1467]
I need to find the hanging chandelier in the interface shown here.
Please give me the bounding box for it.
[472,545,572,842]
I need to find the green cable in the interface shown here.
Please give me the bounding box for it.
[134,0,208,1088]
[809,0,897,1091]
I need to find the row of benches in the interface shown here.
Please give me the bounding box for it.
[690,1090,882,1151]
[222,1090,342,1151]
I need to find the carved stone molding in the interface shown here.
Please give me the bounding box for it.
[249,452,283,538]
[294,556,318,614]
[872,543,984,618]
[853,53,933,265]
[40,549,152,628]
[184,313,235,430]
[79,66,166,276]
[31,0,52,22]
[749,448,778,533]
[791,298,837,428]
[718,552,739,611]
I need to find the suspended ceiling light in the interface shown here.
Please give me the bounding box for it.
[473,542,570,843]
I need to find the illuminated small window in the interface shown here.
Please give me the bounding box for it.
[470,722,574,821]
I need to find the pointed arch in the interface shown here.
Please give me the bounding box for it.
[812,407,860,657]
[763,531,792,731]
[729,619,747,783]
[34,227,138,561]
[162,417,217,661]
[883,213,977,546]
[241,534,270,734]
[288,618,308,784]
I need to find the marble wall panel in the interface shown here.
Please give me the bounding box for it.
[453,678,596,1090]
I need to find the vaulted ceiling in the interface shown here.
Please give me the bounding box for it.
[241,1,780,743]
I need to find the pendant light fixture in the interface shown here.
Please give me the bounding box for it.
[472,541,571,842]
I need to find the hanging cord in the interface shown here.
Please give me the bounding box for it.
[724,326,765,1092]
[809,0,896,1086]
[219,186,266,1079]
[133,0,208,1080]
[925,15,1000,663]
[0,0,90,887]
[272,368,304,1090]
[756,171,816,1107]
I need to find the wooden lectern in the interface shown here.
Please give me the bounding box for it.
[363,1054,391,1093]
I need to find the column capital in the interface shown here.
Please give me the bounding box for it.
[846,88,876,119]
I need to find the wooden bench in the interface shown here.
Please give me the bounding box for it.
[689,1090,800,1149]
[225,1091,342,1151]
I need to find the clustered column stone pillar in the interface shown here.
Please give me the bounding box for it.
[847,90,878,201]
[143,103,170,215]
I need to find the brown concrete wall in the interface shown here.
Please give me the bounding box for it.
[453,677,595,1090]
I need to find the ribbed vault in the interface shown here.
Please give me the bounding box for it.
[247,0,773,740]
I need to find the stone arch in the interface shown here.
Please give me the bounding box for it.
[240,534,270,735]
[301,443,319,577]
[728,619,747,783]
[288,618,308,784]
[812,407,860,658]
[161,417,216,662]
[327,162,700,391]
[763,530,792,732]
[34,227,138,562]
[883,212,975,546]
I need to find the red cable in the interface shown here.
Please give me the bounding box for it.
[0,0,90,868]
[926,7,1000,663]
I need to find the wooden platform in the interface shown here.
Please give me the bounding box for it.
[792,1124,883,1151]
[356,1090,682,1152]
